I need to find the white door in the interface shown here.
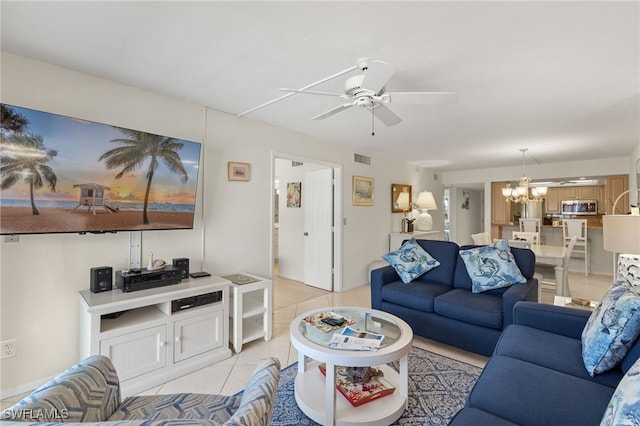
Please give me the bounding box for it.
[304,168,333,290]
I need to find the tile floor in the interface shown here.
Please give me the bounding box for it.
[1,269,616,408]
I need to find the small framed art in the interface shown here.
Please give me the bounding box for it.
[287,182,302,208]
[228,162,250,181]
[353,176,374,206]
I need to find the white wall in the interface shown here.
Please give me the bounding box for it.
[0,52,443,394]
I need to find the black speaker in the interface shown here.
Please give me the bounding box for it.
[90,266,113,293]
[172,258,189,279]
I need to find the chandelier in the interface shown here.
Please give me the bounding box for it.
[502,149,547,204]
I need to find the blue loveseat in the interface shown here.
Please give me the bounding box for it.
[370,239,538,356]
[450,301,640,425]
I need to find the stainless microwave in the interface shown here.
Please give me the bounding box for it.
[561,200,598,215]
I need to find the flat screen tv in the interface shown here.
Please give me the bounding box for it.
[0,103,202,235]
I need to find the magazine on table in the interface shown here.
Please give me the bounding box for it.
[328,326,384,350]
[318,363,395,407]
[303,311,355,333]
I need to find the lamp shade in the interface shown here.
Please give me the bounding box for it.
[415,191,437,211]
[396,192,410,210]
[603,215,640,254]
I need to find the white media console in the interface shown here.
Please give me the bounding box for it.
[78,275,231,397]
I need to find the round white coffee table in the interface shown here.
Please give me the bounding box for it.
[290,307,413,426]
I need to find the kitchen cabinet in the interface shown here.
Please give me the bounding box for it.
[544,188,561,213]
[597,186,606,214]
[492,182,510,224]
[492,181,511,239]
[561,186,598,200]
[605,175,629,214]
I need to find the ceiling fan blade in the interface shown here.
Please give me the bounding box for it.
[280,88,345,97]
[371,104,402,126]
[360,60,394,95]
[311,102,355,120]
[384,91,457,105]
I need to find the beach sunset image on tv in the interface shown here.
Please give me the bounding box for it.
[0,104,202,235]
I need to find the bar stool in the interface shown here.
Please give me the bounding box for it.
[563,219,588,276]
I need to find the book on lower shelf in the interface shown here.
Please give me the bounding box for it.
[318,363,395,407]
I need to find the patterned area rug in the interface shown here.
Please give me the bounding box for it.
[269,346,482,425]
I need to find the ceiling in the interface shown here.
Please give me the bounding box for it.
[1,1,639,172]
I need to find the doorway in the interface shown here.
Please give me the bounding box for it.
[272,153,342,292]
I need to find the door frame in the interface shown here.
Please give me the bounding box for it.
[271,151,343,292]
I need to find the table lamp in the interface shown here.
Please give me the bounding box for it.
[603,189,640,285]
[414,191,437,231]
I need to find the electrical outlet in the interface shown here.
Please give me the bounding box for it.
[1,339,16,359]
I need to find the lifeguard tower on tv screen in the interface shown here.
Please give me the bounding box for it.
[70,183,119,215]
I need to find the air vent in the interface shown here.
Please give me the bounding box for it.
[292,161,304,167]
[354,153,371,165]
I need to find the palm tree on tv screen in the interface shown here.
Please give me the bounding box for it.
[100,129,188,225]
[1,104,29,136]
[0,134,58,215]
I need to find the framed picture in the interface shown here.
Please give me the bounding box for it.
[391,183,412,213]
[228,162,250,181]
[353,176,374,206]
[287,182,302,208]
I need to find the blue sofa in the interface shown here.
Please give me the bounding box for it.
[370,239,538,356]
[450,301,640,425]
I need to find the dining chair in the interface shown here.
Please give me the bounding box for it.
[512,231,540,248]
[519,218,541,244]
[508,239,531,249]
[537,236,578,303]
[519,218,541,233]
[563,219,588,276]
[471,232,492,245]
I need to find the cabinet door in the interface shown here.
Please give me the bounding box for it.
[578,186,597,199]
[100,325,167,382]
[545,188,561,213]
[596,186,605,214]
[491,182,509,224]
[562,187,578,199]
[173,309,224,363]
[605,175,629,214]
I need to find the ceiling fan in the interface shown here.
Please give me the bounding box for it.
[238,58,457,128]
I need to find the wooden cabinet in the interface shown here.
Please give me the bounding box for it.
[545,188,561,213]
[561,186,597,200]
[596,186,606,214]
[579,186,597,199]
[78,276,231,397]
[605,175,629,214]
[492,182,510,224]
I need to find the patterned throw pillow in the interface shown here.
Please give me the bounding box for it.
[617,254,640,288]
[600,356,640,426]
[382,238,440,284]
[459,241,527,293]
[582,281,640,376]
